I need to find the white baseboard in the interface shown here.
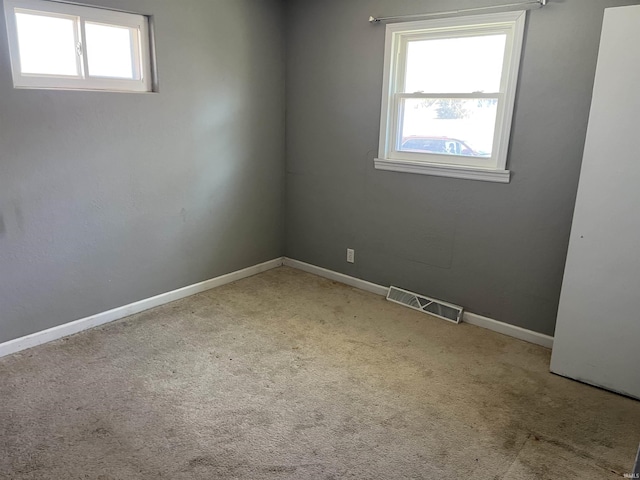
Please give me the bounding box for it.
[283,257,554,349]
[283,258,389,296]
[0,256,553,358]
[462,312,554,349]
[0,257,284,359]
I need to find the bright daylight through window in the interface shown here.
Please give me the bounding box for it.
[375,11,526,183]
[3,0,152,92]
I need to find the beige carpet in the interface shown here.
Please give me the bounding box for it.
[1,266,638,479]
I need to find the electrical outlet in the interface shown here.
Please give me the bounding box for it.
[347,248,355,264]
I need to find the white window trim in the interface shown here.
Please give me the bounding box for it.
[3,0,152,92]
[375,11,527,183]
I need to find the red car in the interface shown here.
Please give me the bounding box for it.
[401,136,490,157]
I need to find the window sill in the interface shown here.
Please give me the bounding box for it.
[374,158,511,183]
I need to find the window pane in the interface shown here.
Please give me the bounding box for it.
[398,98,498,157]
[85,23,135,79]
[404,35,506,94]
[15,12,78,76]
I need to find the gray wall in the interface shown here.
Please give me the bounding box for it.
[3,0,637,344]
[284,0,640,336]
[0,0,285,343]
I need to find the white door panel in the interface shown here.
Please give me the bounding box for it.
[550,5,640,400]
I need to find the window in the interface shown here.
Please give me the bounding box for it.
[375,12,526,183]
[3,0,153,92]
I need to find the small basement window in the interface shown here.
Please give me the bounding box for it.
[375,11,526,183]
[3,0,153,92]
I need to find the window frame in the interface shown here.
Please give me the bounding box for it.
[375,11,527,183]
[3,0,153,93]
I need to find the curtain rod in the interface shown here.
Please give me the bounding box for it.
[369,0,547,23]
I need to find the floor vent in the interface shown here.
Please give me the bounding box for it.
[387,286,463,324]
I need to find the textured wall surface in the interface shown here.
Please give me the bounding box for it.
[284,0,640,336]
[3,0,638,344]
[0,0,285,343]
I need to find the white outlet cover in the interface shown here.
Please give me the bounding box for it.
[347,249,355,263]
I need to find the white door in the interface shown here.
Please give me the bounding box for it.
[550,5,640,400]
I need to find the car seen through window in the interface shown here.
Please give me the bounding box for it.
[400,136,490,158]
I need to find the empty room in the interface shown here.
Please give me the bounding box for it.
[1,0,639,478]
